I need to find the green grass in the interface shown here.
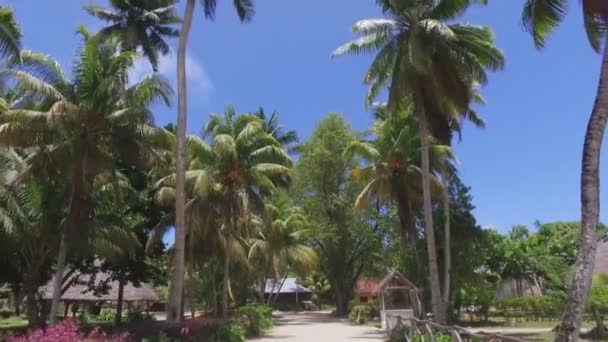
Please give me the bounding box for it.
[0,316,28,329]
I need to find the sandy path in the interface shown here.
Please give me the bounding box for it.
[251,311,385,341]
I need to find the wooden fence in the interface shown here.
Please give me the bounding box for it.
[387,315,529,342]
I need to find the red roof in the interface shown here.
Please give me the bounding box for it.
[356,279,380,294]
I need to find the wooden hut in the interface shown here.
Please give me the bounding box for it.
[376,271,421,334]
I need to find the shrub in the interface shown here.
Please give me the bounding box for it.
[237,304,273,337]
[349,304,377,325]
[454,287,495,321]
[495,295,565,321]
[210,323,246,342]
[127,309,154,323]
[7,319,129,342]
[96,309,116,322]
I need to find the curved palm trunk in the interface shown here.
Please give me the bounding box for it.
[167,0,195,325]
[441,168,451,315]
[417,101,446,324]
[555,36,608,342]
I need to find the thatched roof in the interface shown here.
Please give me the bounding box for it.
[40,270,159,302]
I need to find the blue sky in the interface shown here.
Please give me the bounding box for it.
[8,0,607,232]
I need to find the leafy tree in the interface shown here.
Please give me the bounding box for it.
[333,0,504,322]
[292,112,381,315]
[521,0,608,338]
[171,0,254,323]
[84,0,180,71]
[0,31,173,322]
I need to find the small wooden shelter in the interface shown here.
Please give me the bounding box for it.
[376,270,421,334]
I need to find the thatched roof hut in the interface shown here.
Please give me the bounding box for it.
[40,270,159,303]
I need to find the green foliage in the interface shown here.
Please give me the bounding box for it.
[237,303,273,337]
[348,304,377,325]
[95,309,116,322]
[496,296,565,321]
[453,287,495,320]
[126,309,154,323]
[210,323,246,342]
[291,113,382,314]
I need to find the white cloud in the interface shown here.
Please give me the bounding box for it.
[130,52,214,104]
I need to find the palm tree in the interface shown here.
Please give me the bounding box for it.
[521,1,608,339]
[347,108,454,258]
[84,0,180,71]
[333,0,504,322]
[0,149,65,327]
[248,198,318,304]
[170,0,254,323]
[253,108,298,152]
[203,108,292,316]
[0,30,174,322]
[0,6,20,59]
[153,108,292,318]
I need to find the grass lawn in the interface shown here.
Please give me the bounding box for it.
[0,316,28,329]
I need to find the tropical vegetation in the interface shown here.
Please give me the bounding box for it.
[0,0,604,341]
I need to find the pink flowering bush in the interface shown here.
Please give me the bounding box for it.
[8,320,130,342]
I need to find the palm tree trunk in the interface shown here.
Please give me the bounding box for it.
[115,277,125,324]
[49,231,67,324]
[168,0,195,325]
[556,36,608,342]
[441,168,451,313]
[222,253,230,318]
[416,99,446,324]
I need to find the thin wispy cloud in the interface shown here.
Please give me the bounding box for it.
[130,52,214,105]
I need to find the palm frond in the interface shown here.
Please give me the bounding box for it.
[332,32,392,58]
[522,0,567,49]
[0,7,20,59]
[233,0,255,22]
[352,18,398,34]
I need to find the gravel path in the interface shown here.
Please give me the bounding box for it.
[251,311,386,341]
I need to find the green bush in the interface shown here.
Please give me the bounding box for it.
[454,287,495,321]
[496,295,565,321]
[237,304,273,337]
[126,309,154,323]
[349,304,377,325]
[211,323,246,342]
[95,309,116,322]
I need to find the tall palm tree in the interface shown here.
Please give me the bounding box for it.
[84,0,181,71]
[0,31,174,322]
[333,0,504,322]
[203,108,292,316]
[0,6,20,59]
[154,109,292,318]
[521,1,608,340]
[347,108,454,255]
[248,198,318,304]
[170,0,254,323]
